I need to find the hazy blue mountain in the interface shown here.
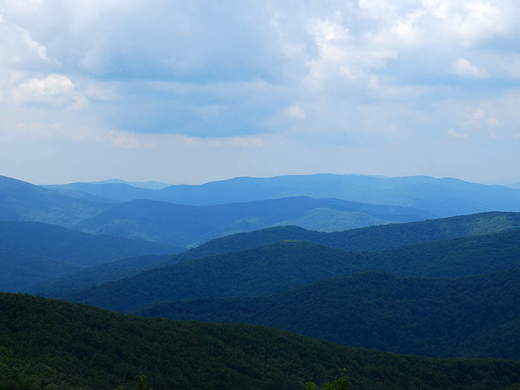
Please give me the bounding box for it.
[0,175,108,226]
[45,182,159,202]
[3,293,519,390]
[58,228,520,312]
[507,182,520,189]
[75,196,432,247]
[135,270,520,360]
[0,220,180,266]
[36,211,520,295]
[46,178,171,192]
[89,178,171,189]
[42,174,520,217]
[0,247,82,292]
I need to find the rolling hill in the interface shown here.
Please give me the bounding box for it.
[35,211,520,297]
[1,292,520,390]
[56,228,520,312]
[0,220,182,292]
[74,196,431,247]
[0,220,180,266]
[135,271,520,360]
[190,211,520,254]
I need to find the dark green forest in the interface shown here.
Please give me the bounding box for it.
[1,293,520,390]
[135,271,520,359]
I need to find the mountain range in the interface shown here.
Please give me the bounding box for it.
[32,210,520,297]
[47,174,520,216]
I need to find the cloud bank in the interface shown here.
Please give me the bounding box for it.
[1,0,520,184]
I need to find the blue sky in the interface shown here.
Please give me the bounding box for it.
[1,0,520,184]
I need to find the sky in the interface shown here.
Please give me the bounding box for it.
[1,0,520,185]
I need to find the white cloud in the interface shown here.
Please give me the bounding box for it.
[454,57,488,78]
[0,14,53,68]
[12,74,87,108]
[283,104,307,120]
[447,127,470,139]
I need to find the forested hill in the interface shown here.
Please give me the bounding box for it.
[58,227,520,312]
[193,211,520,254]
[0,220,179,266]
[135,270,520,360]
[0,220,181,292]
[35,210,520,296]
[1,293,520,390]
[74,196,431,247]
[0,247,82,292]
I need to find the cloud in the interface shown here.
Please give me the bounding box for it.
[1,0,520,184]
[12,74,87,108]
[283,104,307,120]
[0,13,53,68]
[454,57,488,78]
[447,127,470,139]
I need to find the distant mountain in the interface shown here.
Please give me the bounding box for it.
[0,175,108,226]
[47,178,171,192]
[0,220,180,267]
[75,196,432,247]
[58,228,520,312]
[135,270,520,360]
[0,221,181,292]
[3,293,519,390]
[43,174,520,217]
[507,182,520,190]
[45,182,159,202]
[89,179,171,190]
[0,247,83,292]
[36,211,520,295]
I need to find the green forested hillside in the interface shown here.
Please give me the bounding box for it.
[35,211,520,295]
[196,211,520,254]
[31,254,170,296]
[57,228,520,312]
[60,241,368,311]
[1,293,520,390]
[135,271,520,360]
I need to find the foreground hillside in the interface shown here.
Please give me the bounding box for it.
[1,293,520,390]
[56,228,520,312]
[135,271,520,360]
